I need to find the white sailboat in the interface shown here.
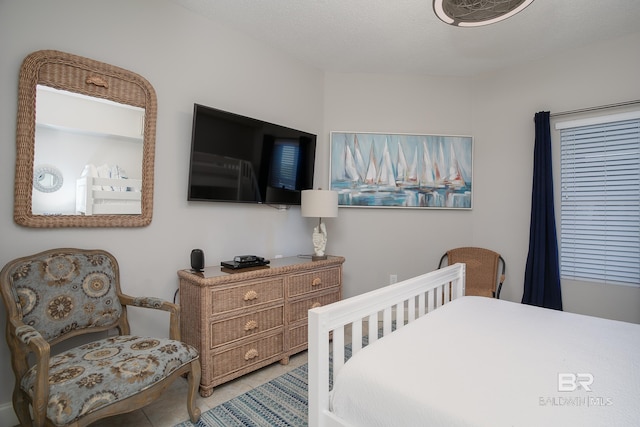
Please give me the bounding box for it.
[434,142,446,187]
[364,145,378,184]
[377,139,396,187]
[407,146,418,185]
[337,134,369,184]
[447,144,466,189]
[354,135,367,181]
[396,142,408,184]
[343,144,360,182]
[397,142,418,186]
[419,140,436,187]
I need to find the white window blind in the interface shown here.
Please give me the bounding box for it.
[558,113,640,286]
[269,140,300,191]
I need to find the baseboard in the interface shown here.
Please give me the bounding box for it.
[0,401,18,427]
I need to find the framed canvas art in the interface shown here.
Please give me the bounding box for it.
[330,132,473,209]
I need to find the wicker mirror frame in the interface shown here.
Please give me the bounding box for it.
[14,50,156,227]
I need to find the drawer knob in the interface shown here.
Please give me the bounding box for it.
[244,320,258,331]
[244,348,259,360]
[312,277,322,286]
[244,290,258,301]
[311,302,322,309]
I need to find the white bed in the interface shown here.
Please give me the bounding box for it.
[308,263,640,427]
[76,175,142,215]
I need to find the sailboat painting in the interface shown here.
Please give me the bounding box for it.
[330,132,473,209]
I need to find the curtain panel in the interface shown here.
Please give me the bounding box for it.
[522,111,563,310]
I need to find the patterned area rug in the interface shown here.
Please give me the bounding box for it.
[175,362,310,427]
[175,340,363,427]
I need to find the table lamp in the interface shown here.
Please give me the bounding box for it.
[301,189,338,260]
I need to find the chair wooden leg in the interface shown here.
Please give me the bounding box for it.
[13,388,33,427]
[187,360,201,423]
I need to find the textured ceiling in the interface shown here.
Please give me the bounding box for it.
[171,0,640,76]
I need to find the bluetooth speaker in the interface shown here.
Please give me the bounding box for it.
[190,249,204,272]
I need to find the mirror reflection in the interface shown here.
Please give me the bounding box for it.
[13,49,156,228]
[33,85,144,216]
[33,164,63,194]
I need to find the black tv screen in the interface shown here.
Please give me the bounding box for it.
[187,104,317,205]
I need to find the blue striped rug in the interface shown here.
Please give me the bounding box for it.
[175,338,374,427]
[175,362,310,427]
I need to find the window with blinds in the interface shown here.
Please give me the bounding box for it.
[269,139,300,191]
[557,112,640,286]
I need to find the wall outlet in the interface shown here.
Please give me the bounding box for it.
[390,274,398,284]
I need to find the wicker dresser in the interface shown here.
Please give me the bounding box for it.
[178,255,344,397]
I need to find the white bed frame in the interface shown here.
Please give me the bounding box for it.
[308,263,466,427]
[76,176,142,215]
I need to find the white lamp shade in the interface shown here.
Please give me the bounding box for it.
[301,190,338,218]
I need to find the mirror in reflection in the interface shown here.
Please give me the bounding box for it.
[33,164,63,194]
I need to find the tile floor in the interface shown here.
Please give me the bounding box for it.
[91,351,308,427]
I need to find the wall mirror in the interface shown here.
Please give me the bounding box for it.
[33,164,64,193]
[14,50,157,227]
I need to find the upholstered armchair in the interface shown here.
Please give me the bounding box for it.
[0,248,201,427]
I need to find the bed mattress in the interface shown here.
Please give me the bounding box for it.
[330,296,640,426]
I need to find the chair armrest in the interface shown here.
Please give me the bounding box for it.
[15,324,44,346]
[11,321,50,362]
[10,320,50,425]
[119,294,181,340]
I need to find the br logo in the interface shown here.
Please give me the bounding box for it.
[558,373,594,392]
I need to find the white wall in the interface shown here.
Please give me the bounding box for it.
[1,0,639,423]
[322,73,475,297]
[470,32,640,318]
[0,0,324,419]
[323,34,640,319]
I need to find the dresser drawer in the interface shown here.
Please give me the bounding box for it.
[288,290,341,323]
[288,267,341,298]
[210,305,284,348]
[211,333,284,379]
[288,323,308,352]
[210,279,284,314]
[178,255,344,396]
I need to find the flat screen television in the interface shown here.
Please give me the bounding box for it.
[187,104,317,205]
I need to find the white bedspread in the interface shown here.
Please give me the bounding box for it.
[330,296,640,427]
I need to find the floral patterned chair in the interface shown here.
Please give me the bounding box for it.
[0,248,201,427]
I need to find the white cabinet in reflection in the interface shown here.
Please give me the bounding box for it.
[76,176,142,215]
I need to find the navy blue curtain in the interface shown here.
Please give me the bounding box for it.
[522,111,563,310]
